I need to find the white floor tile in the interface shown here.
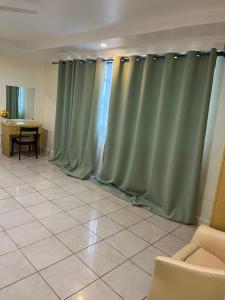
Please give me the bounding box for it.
[127,206,154,219]
[7,221,52,247]
[80,180,99,189]
[129,220,167,243]
[106,230,149,258]
[90,199,122,214]
[11,168,37,177]
[68,279,122,300]
[21,161,46,168]
[147,214,180,232]
[0,170,14,180]
[22,236,72,270]
[84,216,123,238]
[15,192,49,207]
[108,196,132,208]
[68,205,103,223]
[0,208,35,230]
[153,234,186,256]
[108,209,142,228]
[0,197,21,214]
[22,174,46,184]
[40,255,97,299]
[40,170,63,180]
[50,175,77,187]
[31,165,53,173]
[40,187,70,200]
[62,182,89,194]
[0,161,20,167]
[131,245,167,275]
[76,190,105,204]
[53,195,84,210]
[26,202,62,219]
[102,261,151,300]
[0,232,17,255]
[5,184,36,197]
[9,164,30,172]
[0,273,59,300]
[0,250,35,289]
[40,212,80,234]
[0,177,24,188]
[57,225,101,252]
[29,179,58,191]
[0,156,190,300]
[91,186,113,197]
[77,241,126,276]
[172,224,197,242]
[0,188,11,200]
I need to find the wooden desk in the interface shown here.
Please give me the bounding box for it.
[210,149,225,231]
[1,120,43,157]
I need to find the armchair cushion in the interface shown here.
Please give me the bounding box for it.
[185,248,225,270]
[13,136,35,143]
[192,225,225,262]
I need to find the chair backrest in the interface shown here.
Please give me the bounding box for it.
[19,126,39,142]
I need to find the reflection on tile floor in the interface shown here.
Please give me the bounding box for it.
[0,153,197,300]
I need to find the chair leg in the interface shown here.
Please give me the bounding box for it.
[29,145,31,155]
[12,141,14,156]
[19,144,21,160]
[35,142,38,159]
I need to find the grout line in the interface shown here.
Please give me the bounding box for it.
[0,155,191,299]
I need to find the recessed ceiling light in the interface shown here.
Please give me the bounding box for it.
[101,43,107,48]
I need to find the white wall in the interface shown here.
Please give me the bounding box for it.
[0,53,58,153]
[199,57,225,224]
[39,62,58,154]
[0,54,43,125]
[24,88,35,119]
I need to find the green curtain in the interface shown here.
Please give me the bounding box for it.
[6,85,19,119]
[52,59,104,179]
[97,49,217,224]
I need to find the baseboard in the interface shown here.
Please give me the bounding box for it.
[41,147,54,158]
[197,215,210,225]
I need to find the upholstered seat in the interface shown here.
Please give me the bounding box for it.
[185,247,225,270]
[14,136,35,143]
[148,225,225,300]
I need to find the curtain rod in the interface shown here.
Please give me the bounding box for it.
[52,50,225,64]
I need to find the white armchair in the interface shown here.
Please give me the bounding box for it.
[148,225,225,300]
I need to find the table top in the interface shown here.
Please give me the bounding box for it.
[1,119,42,127]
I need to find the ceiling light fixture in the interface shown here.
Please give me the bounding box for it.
[101,43,107,48]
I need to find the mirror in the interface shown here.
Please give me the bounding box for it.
[6,85,35,119]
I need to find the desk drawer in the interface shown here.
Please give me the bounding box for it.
[5,126,42,135]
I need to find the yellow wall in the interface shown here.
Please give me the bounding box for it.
[0,54,43,122]
[0,53,58,154]
[39,62,58,155]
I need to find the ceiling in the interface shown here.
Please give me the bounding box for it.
[0,0,225,60]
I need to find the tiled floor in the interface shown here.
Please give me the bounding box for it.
[0,153,197,300]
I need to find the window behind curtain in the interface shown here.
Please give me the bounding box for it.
[95,61,113,175]
[18,87,25,119]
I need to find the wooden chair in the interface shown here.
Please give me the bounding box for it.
[12,127,39,160]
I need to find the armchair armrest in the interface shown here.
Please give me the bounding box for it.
[192,225,225,262]
[148,256,225,300]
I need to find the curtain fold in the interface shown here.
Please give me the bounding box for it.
[97,49,217,224]
[6,85,19,119]
[52,59,104,179]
